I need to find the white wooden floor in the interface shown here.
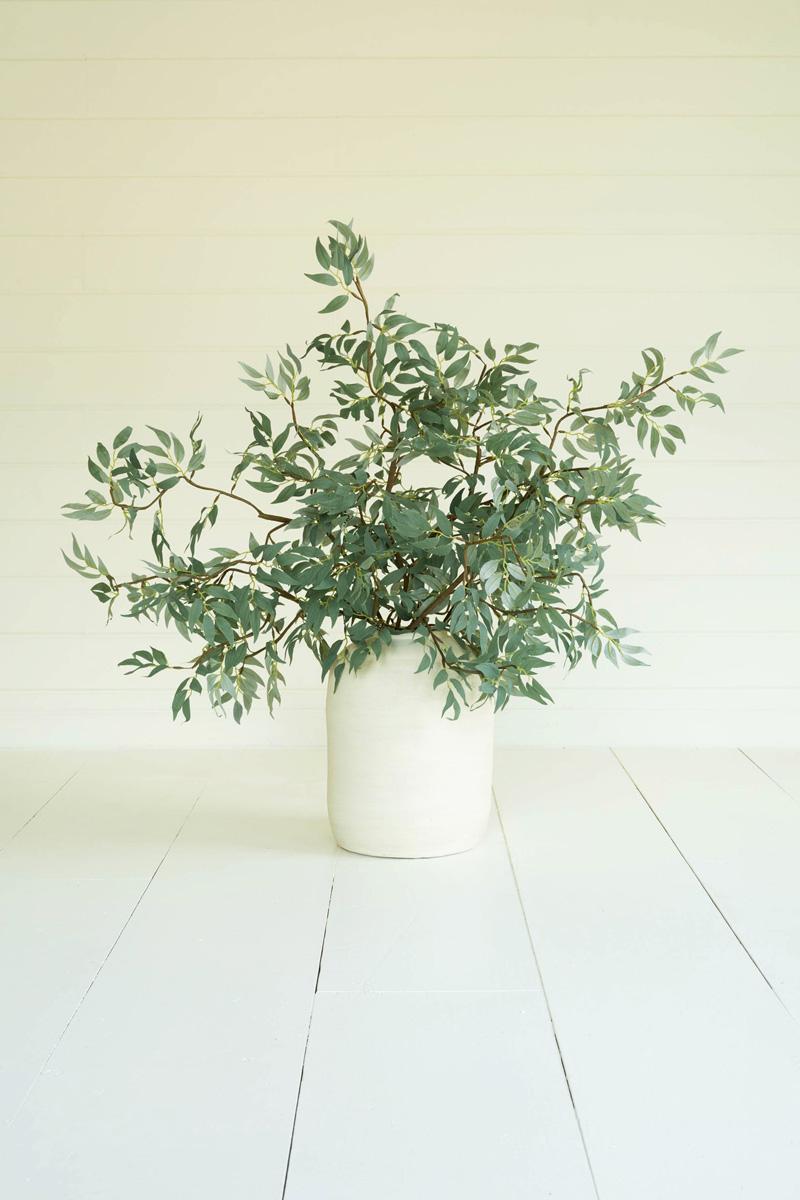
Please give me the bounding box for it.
[2,748,800,1199]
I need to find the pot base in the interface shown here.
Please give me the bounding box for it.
[331,819,490,861]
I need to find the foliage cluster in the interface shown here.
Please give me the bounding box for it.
[64,221,740,721]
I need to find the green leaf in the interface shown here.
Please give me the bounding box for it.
[87,457,107,483]
[329,218,354,241]
[315,238,330,269]
[147,426,171,448]
[319,294,349,315]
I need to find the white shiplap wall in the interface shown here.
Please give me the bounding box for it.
[1,1,798,747]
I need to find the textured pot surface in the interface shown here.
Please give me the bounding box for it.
[326,635,494,858]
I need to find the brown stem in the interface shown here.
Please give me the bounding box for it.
[386,455,401,491]
[545,369,687,449]
[288,396,319,458]
[181,474,290,525]
[243,610,303,663]
[109,489,164,515]
[409,571,465,629]
[353,276,371,324]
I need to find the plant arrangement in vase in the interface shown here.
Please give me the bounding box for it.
[63,220,740,856]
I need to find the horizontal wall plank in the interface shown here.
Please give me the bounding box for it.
[1,399,792,465]
[1,117,798,177]
[3,515,798,577]
[0,700,796,748]
[3,2,799,58]
[4,460,799,523]
[0,348,790,408]
[74,233,800,293]
[0,691,796,744]
[5,233,799,294]
[8,412,800,481]
[605,520,799,574]
[1,631,797,691]
[3,685,792,714]
[0,292,791,357]
[534,687,800,713]
[3,574,798,636]
[598,573,800,630]
[0,633,325,691]
[0,705,320,748]
[2,58,799,119]
[3,177,800,236]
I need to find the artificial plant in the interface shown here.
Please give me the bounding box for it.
[63,220,740,720]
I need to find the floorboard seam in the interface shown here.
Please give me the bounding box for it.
[494,786,602,1200]
[8,785,204,1126]
[314,986,541,994]
[1,761,84,851]
[611,748,794,1021]
[280,859,337,1200]
[738,748,798,803]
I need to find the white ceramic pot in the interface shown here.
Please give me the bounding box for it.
[326,634,494,858]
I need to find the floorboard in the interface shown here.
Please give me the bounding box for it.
[0,753,200,1125]
[494,747,800,1200]
[1,751,334,1199]
[2,747,800,1198]
[284,991,597,1200]
[284,802,597,1197]
[617,747,800,1017]
[0,751,83,849]
[743,748,800,801]
[317,807,539,993]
